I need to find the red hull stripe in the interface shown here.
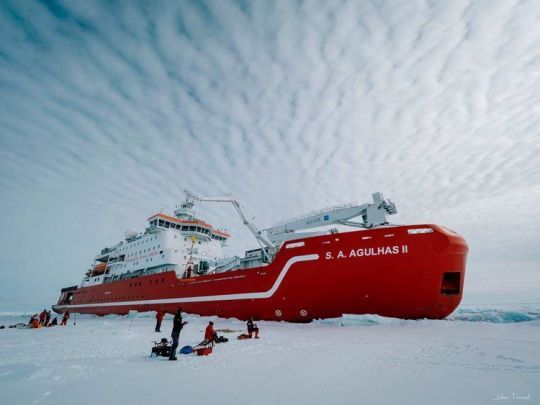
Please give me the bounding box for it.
[56,254,319,309]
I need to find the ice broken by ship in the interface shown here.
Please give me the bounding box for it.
[53,191,468,322]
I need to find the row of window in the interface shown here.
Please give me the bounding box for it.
[125,245,161,257]
[117,236,159,253]
[149,219,227,241]
[129,278,165,287]
[118,254,166,268]
[92,295,144,303]
[104,265,174,284]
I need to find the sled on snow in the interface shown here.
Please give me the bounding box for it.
[150,338,171,358]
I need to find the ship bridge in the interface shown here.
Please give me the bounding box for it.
[147,213,229,243]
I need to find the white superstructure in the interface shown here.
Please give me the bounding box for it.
[80,194,229,287]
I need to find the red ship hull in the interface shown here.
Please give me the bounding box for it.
[53,224,468,321]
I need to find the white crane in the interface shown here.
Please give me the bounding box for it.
[265,192,397,244]
[189,190,396,263]
[188,191,276,252]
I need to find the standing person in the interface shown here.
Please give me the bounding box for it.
[39,309,47,326]
[155,310,164,333]
[247,318,259,339]
[61,311,70,326]
[44,310,51,327]
[204,321,215,343]
[169,307,187,361]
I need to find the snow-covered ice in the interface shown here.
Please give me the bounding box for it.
[0,307,538,405]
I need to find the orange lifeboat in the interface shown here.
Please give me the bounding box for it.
[92,262,108,275]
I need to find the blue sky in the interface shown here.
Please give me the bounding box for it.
[0,0,539,311]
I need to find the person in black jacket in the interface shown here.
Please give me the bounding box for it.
[169,307,188,360]
[44,310,51,327]
[247,318,259,339]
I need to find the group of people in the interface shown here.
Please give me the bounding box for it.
[155,307,261,361]
[28,309,70,328]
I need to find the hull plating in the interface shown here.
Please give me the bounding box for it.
[53,225,468,321]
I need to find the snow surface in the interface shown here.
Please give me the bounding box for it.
[0,307,539,405]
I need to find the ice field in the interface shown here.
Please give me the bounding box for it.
[0,306,538,405]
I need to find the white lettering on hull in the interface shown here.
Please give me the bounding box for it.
[325,245,408,260]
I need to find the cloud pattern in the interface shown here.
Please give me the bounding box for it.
[0,0,539,308]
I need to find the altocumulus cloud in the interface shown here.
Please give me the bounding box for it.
[0,0,538,309]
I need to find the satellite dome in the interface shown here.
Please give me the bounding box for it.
[125,229,138,240]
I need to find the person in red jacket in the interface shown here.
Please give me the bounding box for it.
[155,310,164,332]
[204,321,215,343]
[39,309,47,325]
[61,311,70,326]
